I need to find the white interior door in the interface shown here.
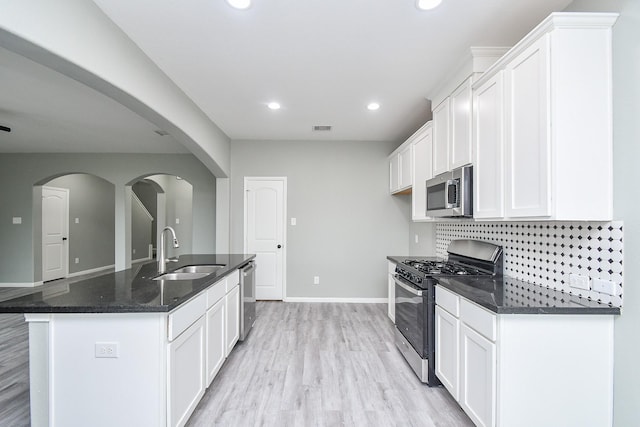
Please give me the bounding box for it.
[42,186,69,282]
[245,178,286,300]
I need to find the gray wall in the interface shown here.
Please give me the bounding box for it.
[0,153,216,284]
[133,180,158,248]
[562,1,640,425]
[131,192,152,261]
[230,140,410,299]
[47,174,116,274]
[409,221,437,256]
[148,174,193,258]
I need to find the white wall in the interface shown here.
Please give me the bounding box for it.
[230,140,410,299]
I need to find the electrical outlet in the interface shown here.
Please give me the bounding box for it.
[175,218,180,224]
[75,217,79,224]
[95,342,119,358]
[12,217,21,224]
[592,278,617,296]
[569,274,590,290]
[415,234,419,244]
[133,249,136,254]
[313,276,320,285]
[291,217,297,226]
[75,258,79,264]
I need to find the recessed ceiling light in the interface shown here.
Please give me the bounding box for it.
[367,102,381,111]
[416,0,442,11]
[226,0,251,10]
[267,102,281,110]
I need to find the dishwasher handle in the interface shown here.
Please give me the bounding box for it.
[241,261,256,276]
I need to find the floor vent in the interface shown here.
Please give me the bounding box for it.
[312,125,332,131]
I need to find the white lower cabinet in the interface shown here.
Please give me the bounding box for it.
[225,284,240,356]
[387,261,396,322]
[460,323,496,427]
[205,298,226,386]
[435,285,615,427]
[435,306,459,400]
[168,316,206,427]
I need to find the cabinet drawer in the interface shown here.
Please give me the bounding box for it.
[206,279,226,309]
[168,293,207,341]
[460,299,496,341]
[225,270,240,293]
[436,286,460,317]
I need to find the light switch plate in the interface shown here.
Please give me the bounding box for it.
[291,218,297,226]
[313,276,320,285]
[12,217,21,224]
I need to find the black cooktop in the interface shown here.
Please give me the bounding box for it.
[401,259,489,276]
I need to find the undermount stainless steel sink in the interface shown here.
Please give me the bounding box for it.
[172,265,225,274]
[153,265,226,281]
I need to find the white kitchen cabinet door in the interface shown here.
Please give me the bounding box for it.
[411,124,433,221]
[450,77,473,169]
[460,323,496,427]
[389,156,400,193]
[435,305,459,400]
[205,298,226,386]
[473,71,505,219]
[387,261,396,322]
[168,317,206,427]
[225,285,240,356]
[505,35,551,218]
[432,98,450,176]
[398,144,413,190]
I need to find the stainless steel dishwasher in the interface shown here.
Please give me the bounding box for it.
[239,261,256,341]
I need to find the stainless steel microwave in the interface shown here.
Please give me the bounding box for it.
[425,165,473,217]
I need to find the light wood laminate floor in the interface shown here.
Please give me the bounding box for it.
[0,301,473,427]
[186,302,473,427]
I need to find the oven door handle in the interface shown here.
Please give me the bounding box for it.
[394,276,423,296]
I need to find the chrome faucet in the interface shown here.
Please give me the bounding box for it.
[158,226,180,274]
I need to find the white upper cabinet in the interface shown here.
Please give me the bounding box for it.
[412,122,433,221]
[450,77,474,170]
[429,48,510,178]
[389,141,413,194]
[432,98,450,176]
[473,12,617,221]
[473,72,505,219]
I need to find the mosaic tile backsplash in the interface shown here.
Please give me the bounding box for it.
[436,221,624,307]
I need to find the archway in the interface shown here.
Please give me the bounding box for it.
[128,174,193,265]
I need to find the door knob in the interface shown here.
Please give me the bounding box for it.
[277,244,282,249]
[62,237,68,241]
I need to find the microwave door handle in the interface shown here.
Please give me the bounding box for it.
[445,179,458,208]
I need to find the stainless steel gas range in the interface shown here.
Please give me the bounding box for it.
[394,239,503,384]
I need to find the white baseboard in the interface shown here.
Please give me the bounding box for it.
[132,256,152,264]
[283,297,387,303]
[67,264,115,278]
[0,281,43,288]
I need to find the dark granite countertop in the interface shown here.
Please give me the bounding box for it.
[388,255,619,315]
[0,254,255,314]
[436,276,620,315]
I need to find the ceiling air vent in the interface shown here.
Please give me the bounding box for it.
[312,125,332,132]
[154,130,169,136]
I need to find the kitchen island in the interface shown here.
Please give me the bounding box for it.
[0,254,255,427]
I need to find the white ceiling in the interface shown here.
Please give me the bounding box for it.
[0,0,573,154]
[0,46,187,153]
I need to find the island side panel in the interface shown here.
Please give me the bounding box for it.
[26,313,168,427]
[497,314,614,427]
[25,314,51,427]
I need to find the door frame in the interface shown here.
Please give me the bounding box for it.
[42,185,70,281]
[243,177,287,301]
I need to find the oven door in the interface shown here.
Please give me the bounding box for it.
[394,276,426,358]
